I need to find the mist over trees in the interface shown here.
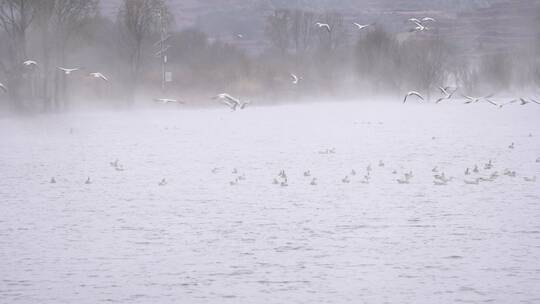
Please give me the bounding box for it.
[0,1,539,113]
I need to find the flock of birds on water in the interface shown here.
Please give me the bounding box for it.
[48,139,539,188]
[1,17,539,111]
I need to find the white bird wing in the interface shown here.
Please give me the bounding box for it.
[223,94,241,105]
[500,99,517,106]
[214,94,239,110]
[485,99,499,107]
[530,98,540,105]
[290,73,299,84]
[448,88,458,98]
[91,73,108,81]
[413,21,425,29]
[422,17,436,22]
[317,23,331,32]
[353,23,370,30]
[404,91,424,103]
[438,86,450,96]
[98,73,108,81]
[58,67,79,73]
[408,18,421,24]
[0,83,7,93]
[462,95,475,103]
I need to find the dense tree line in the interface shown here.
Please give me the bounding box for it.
[0,2,539,113]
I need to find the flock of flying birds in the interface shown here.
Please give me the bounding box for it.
[0,60,108,95]
[403,88,540,108]
[1,17,539,111]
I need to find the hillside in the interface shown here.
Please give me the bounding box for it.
[101,0,539,56]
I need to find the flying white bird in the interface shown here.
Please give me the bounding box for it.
[408,17,436,24]
[422,17,436,22]
[411,21,428,32]
[153,98,183,104]
[213,93,250,111]
[519,97,540,105]
[484,99,500,107]
[290,73,301,85]
[485,98,516,108]
[486,98,517,108]
[403,91,424,103]
[316,22,331,33]
[0,82,6,93]
[435,86,457,103]
[89,72,108,81]
[353,22,372,30]
[23,60,37,67]
[463,94,493,104]
[407,18,422,24]
[57,67,80,75]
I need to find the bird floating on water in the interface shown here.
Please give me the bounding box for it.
[85,177,92,184]
[110,159,119,168]
[523,176,537,182]
[464,178,480,185]
[50,177,56,184]
[154,98,183,104]
[397,177,410,184]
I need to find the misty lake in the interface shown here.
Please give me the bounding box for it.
[1,102,540,303]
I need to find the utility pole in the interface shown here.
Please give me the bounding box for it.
[155,4,170,93]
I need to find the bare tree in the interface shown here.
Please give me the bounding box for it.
[0,0,36,111]
[355,26,401,93]
[33,0,98,111]
[478,52,513,91]
[315,12,347,53]
[401,33,453,101]
[264,9,290,56]
[118,0,167,105]
[289,9,315,55]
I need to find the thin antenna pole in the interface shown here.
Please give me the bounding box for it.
[160,6,166,91]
